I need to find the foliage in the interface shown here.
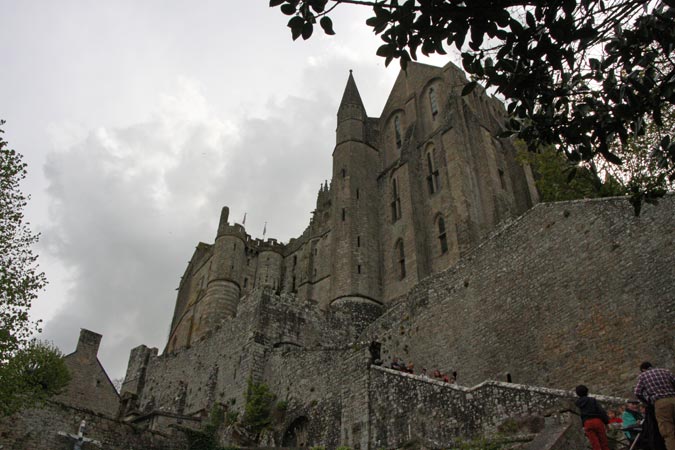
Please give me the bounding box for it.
[276,399,289,411]
[269,0,675,202]
[596,105,675,213]
[0,340,70,416]
[0,120,47,363]
[310,447,326,450]
[517,145,624,202]
[336,447,353,450]
[226,410,239,425]
[184,404,226,450]
[242,380,276,435]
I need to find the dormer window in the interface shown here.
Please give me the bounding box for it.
[394,115,402,149]
[429,87,439,118]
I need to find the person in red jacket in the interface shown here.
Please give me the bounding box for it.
[575,385,610,450]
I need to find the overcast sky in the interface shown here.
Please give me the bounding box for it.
[1,0,453,381]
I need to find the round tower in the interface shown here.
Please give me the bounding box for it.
[329,72,383,312]
[256,239,284,291]
[201,207,246,328]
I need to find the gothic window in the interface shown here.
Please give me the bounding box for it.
[395,240,406,279]
[356,188,359,199]
[357,264,362,274]
[391,178,402,222]
[429,87,439,118]
[342,208,346,221]
[437,216,448,254]
[293,255,297,267]
[394,115,402,149]
[357,236,361,247]
[341,168,346,178]
[426,148,440,194]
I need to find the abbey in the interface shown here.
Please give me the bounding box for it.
[5,60,669,450]
[166,62,538,354]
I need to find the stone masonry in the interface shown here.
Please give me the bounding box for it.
[113,61,673,448]
[5,61,671,450]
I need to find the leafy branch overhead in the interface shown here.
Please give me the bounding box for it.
[269,0,675,199]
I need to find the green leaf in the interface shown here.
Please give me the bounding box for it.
[280,3,296,15]
[320,16,335,35]
[302,22,313,40]
[461,81,477,96]
[288,16,304,40]
[269,0,285,6]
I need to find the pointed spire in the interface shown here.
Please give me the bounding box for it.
[339,70,366,113]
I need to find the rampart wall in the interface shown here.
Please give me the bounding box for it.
[367,366,625,448]
[362,195,675,396]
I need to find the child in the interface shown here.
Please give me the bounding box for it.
[575,385,610,450]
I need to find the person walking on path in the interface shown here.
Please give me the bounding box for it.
[576,384,611,450]
[634,362,675,450]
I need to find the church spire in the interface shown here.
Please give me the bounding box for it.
[338,70,366,115]
[336,71,366,144]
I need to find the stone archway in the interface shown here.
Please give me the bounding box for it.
[282,416,309,447]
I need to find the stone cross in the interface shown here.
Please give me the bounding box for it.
[57,420,102,449]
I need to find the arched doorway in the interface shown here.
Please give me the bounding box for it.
[282,416,309,447]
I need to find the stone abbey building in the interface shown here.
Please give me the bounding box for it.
[3,61,672,450]
[165,62,538,354]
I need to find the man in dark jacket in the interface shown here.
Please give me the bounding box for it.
[576,385,610,450]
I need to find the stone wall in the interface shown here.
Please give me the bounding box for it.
[264,347,370,448]
[126,288,363,424]
[362,195,675,396]
[367,365,624,449]
[0,401,183,450]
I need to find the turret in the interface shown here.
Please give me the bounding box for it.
[255,239,284,291]
[329,72,383,319]
[336,71,367,145]
[201,207,246,327]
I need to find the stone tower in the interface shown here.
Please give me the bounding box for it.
[201,207,246,328]
[328,72,382,309]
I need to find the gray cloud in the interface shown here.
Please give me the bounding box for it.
[38,60,389,380]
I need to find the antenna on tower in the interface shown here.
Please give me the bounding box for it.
[242,212,247,225]
[263,222,267,237]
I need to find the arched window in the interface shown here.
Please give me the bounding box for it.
[391,178,402,222]
[395,240,406,279]
[426,149,440,194]
[394,115,402,149]
[437,216,448,254]
[429,87,439,117]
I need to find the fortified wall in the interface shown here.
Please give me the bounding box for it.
[361,195,675,397]
[118,194,674,448]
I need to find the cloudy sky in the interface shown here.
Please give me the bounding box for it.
[1,0,453,381]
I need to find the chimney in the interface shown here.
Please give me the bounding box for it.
[75,329,103,359]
